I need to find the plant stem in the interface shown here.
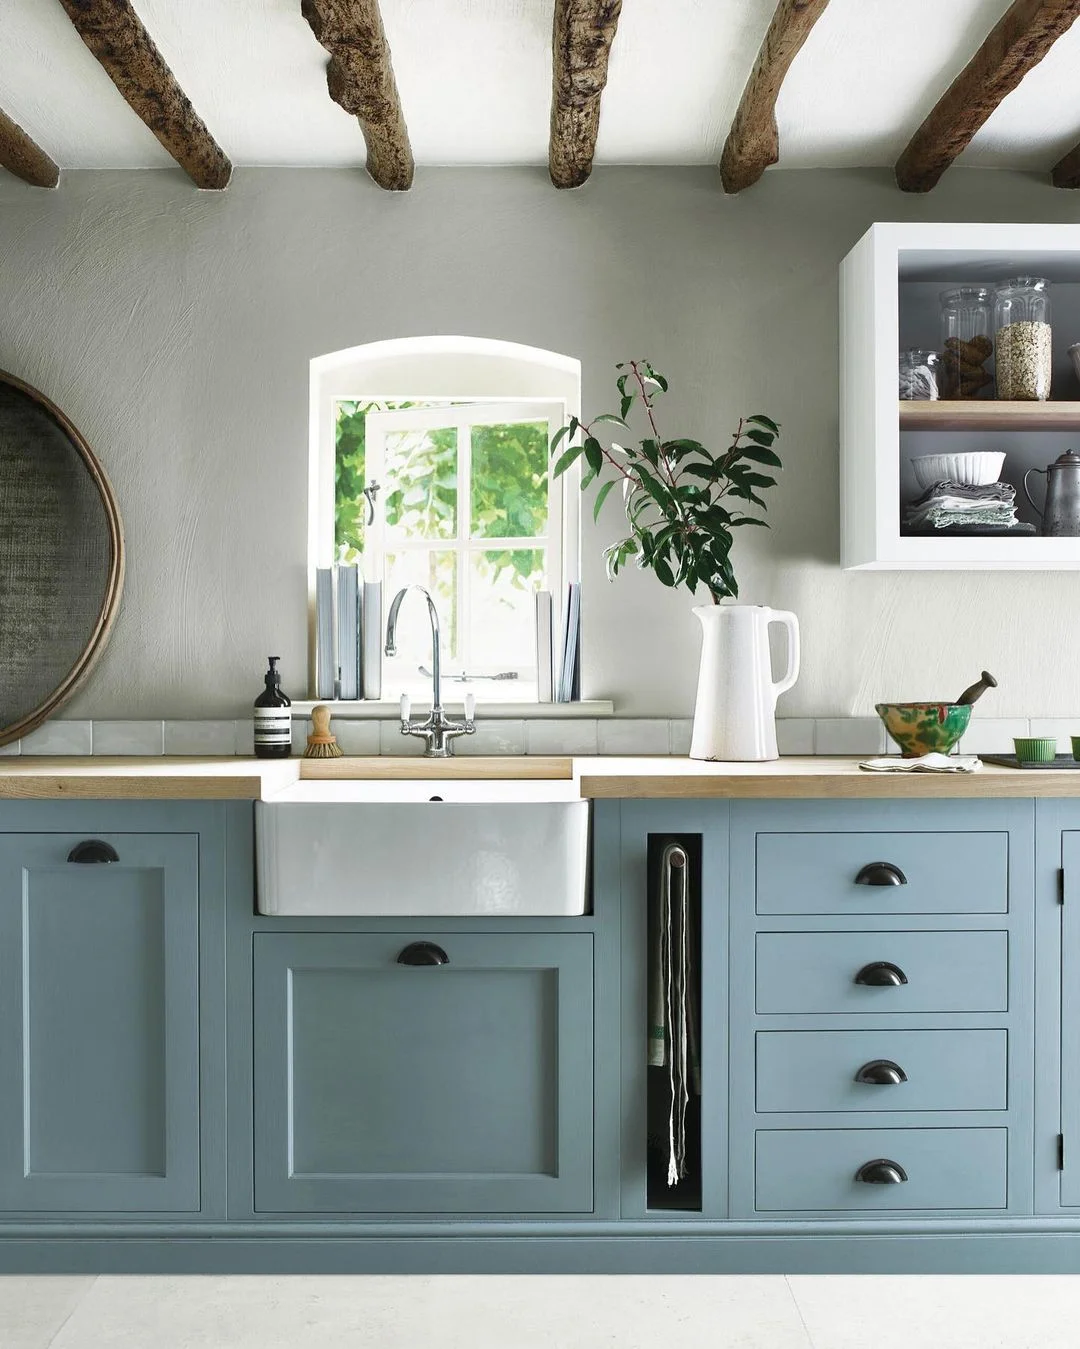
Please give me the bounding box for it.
[629,360,682,497]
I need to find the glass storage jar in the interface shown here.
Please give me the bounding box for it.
[939,286,994,399]
[995,277,1052,400]
[898,349,941,400]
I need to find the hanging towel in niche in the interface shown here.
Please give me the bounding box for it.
[647,840,701,1186]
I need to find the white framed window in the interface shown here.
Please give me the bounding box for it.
[360,400,565,692]
[309,338,582,702]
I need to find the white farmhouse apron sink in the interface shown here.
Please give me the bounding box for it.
[255,780,589,916]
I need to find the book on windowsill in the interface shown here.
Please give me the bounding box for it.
[335,563,360,700]
[315,567,335,700]
[534,590,554,703]
[556,582,581,703]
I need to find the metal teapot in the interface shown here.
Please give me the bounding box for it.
[1024,451,1080,536]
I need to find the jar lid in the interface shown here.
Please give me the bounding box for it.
[939,286,993,304]
[995,276,1050,291]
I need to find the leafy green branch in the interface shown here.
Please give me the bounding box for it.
[550,360,782,603]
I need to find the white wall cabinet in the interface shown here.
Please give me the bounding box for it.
[840,222,1080,570]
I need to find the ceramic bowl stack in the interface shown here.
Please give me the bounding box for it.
[910,451,1006,491]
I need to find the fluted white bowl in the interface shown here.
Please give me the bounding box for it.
[911,451,1006,491]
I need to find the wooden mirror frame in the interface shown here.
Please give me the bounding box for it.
[0,371,125,748]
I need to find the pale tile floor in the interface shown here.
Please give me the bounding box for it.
[4,1275,1080,1348]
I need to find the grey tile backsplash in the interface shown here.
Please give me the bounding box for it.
[1,716,1059,758]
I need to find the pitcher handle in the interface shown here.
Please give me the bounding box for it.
[769,610,800,699]
[1024,467,1046,519]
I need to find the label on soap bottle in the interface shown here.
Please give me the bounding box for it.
[254,707,291,748]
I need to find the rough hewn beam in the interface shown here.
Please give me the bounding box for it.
[56,0,231,190]
[719,0,831,194]
[1052,135,1080,186]
[0,108,59,188]
[301,0,413,192]
[549,0,623,189]
[896,0,1080,193]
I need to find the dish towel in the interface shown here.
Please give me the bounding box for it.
[859,753,982,773]
[647,841,701,1186]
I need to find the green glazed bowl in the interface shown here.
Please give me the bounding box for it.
[874,702,972,758]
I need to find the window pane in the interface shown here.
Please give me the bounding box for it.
[469,549,545,671]
[384,550,459,669]
[470,422,549,539]
[385,428,457,540]
[334,400,369,560]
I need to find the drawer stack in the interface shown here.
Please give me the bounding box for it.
[728,808,1033,1220]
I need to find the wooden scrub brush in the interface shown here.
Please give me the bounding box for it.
[303,704,344,759]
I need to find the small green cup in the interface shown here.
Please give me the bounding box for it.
[1014,737,1057,763]
[1071,736,1080,762]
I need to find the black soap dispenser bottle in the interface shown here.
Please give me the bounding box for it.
[254,656,292,758]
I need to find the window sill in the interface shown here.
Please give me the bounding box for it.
[289,699,615,720]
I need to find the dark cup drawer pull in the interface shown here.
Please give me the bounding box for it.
[855,861,908,887]
[397,941,449,966]
[855,1158,908,1185]
[67,839,119,864]
[854,960,908,987]
[854,1058,908,1085]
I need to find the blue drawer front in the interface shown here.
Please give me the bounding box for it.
[756,832,1008,915]
[756,930,1008,1014]
[755,1127,1008,1212]
[756,1029,1008,1113]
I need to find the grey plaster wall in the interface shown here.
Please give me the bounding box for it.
[1,166,1079,719]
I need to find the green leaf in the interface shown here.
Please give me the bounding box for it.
[643,364,669,393]
[553,443,583,477]
[583,436,604,474]
[746,414,780,434]
[620,394,634,421]
[549,424,570,456]
[639,438,660,467]
[682,462,721,482]
[653,556,676,587]
[745,428,777,448]
[616,373,629,397]
[731,515,770,528]
[592,478,616,521]
[592,413,629,429]
[744,473,776,488]
[580,465,597,491]
[739,445,782,468]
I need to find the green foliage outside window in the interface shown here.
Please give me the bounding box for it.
[334,401,550,589]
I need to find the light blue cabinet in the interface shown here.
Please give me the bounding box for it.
[0,829,201,1213]
[252,931,594,1214]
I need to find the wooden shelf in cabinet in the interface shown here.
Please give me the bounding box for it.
[900,401,1080,432]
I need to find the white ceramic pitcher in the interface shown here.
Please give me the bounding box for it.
[689,604,800,762]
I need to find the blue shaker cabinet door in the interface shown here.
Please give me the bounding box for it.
[253,932,594,1214]
[0,832,200,1213]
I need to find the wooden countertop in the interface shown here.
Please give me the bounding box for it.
[0,755,1078,799]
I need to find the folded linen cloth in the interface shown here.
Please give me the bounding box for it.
[905,480,1017,531]
[859,753,982,773]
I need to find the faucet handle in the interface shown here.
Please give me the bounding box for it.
[400,693,411,725]
[464,693,476,724]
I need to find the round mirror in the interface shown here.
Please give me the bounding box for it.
[0,372,124,747]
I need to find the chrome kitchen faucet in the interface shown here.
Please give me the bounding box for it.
[384,585,476,757]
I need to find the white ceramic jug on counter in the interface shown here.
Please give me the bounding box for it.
[689,604,800,762]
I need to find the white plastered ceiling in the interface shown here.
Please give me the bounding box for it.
[2,0,1080,173]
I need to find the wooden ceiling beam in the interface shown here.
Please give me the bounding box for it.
[0,108,59,188]
[301,0,413,192]
[549,0,623,189]
[56,0,231,190]
[896,0,1080,193]
[719,0,831,195]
